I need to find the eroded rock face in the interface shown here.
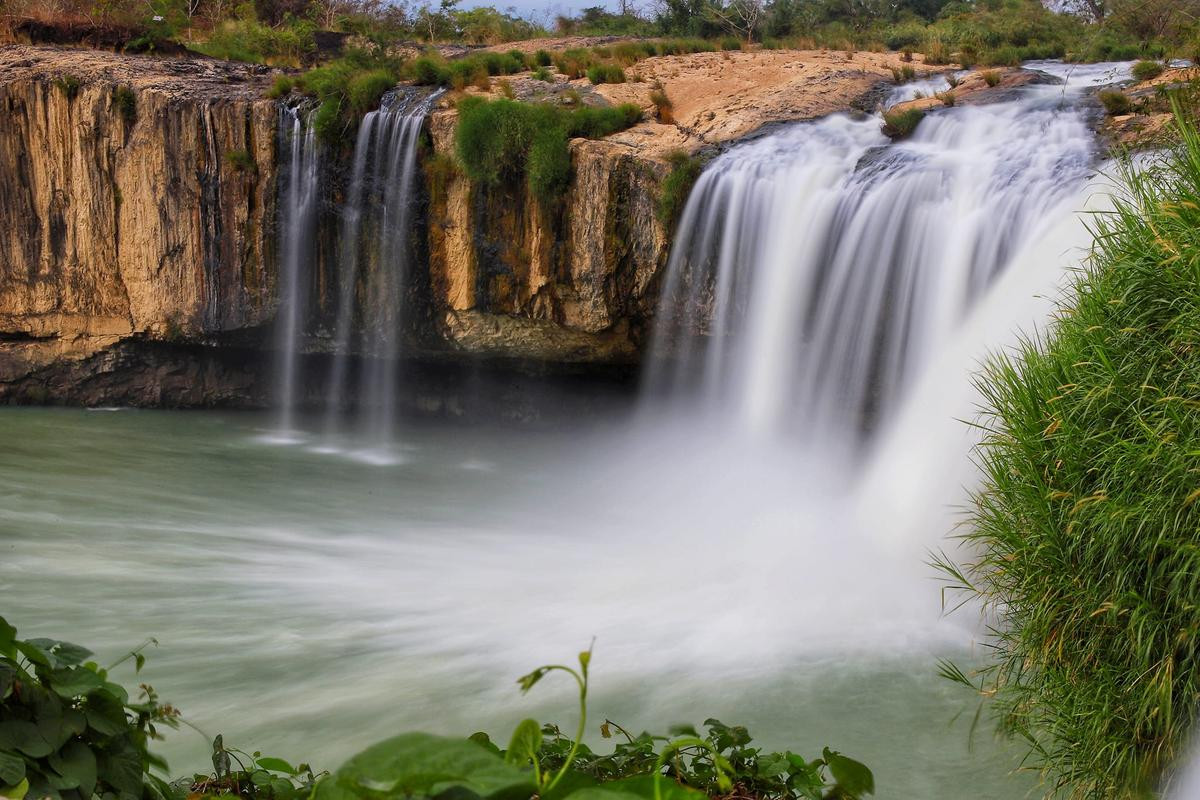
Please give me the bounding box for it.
[0,45,277,395]
[0,43,911,406]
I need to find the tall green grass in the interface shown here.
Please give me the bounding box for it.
[937,108,1200,797]
[454,97,642,208]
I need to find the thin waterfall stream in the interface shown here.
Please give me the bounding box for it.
[273,103,320,441]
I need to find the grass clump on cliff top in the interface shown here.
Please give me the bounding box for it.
[880,107,923,139]
[657,150,703,228]
[935,108,1200,797]
[1133,59,1166,83]
[288,49,403,144]
[454,97,641,208]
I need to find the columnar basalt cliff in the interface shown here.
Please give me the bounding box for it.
[0,43,928,409]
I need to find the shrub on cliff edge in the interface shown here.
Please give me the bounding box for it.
[936,109,1200,797]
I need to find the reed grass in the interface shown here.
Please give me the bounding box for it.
[936,106,1200,798]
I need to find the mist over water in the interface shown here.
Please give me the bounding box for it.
[0,61,1137,799]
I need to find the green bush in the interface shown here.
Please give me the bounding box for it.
[586,63,626,85]
[291,51,404,145]
[936,110,1200,797]
[112,86,137,125]
[192,19,316,66]
[534,49,552,67]
[0,616,179,800]
[346,69,396,115]
[267,75,296,99]
[719,37,742,51]
[657,150,703,227]
[1099,89,1131,115]
[53,74,80,100]
[455,98,641,207]
[313,647,876,800]
[881,107,924,138]
[532,66,554,82]
[408,56,451,86]
[1132,59,1165,82]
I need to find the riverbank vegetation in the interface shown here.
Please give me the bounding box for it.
[0,620,875,800]
[2,0,1195,70]
[935,108,1200,797]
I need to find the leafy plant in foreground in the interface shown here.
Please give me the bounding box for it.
[0,616,179,800]
[180,736,322,800]
[314,646,874,800]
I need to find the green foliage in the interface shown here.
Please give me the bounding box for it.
[0,616,179,800]
[935,108,1200,797]
[224,149,256,173]
[881,107,924,139]
[192,19,316,66]
[532,66,554,83]
[534,49,553,67]
[315,647,875,800]
[1132,60,1165,83]
[1099,89,1131,116]
[183,735,322,800]
[718,37,742,51]
[586,64,626,85]
[657,150,702,227]
[291,50,402,145]
[53,74,81,100]
[454,97,642,207]
[266,75,295,99]
[112,86,137,125]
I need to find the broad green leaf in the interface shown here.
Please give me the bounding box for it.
[255,757,297,775]
[467,733,500,757]
[316,732,535,800]
[48,741,97,795]
[0,778,27,800]
[43,642,92,668]
[48,667,104,699]
[98,738,144,798]
[595,776,707,800]
[0,721,55,759]
[84,690,129,736]
[14,641,53,670]
[665,724,697,738]
[0,751,25,786]
[504,719,541,766]
[0,618,16,659]
[822,749,874,797]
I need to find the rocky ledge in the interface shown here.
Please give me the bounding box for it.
[0,42,939,408]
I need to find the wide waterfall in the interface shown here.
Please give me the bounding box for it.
[644,61,1130,447]
[323,88,441,450]
[274,104,320,439]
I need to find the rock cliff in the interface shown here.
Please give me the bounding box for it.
[0,43,920,407]
[0,46,278,402]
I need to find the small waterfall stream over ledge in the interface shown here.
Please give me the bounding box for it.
[1,61,1143,798]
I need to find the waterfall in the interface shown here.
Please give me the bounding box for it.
[643,63,1130,448]
[324,88,441,449]
[274,104,320,439]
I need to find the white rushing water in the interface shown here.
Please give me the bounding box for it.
[323,88,442,455]
[273,105,321,440]
[644,60,1131,449]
